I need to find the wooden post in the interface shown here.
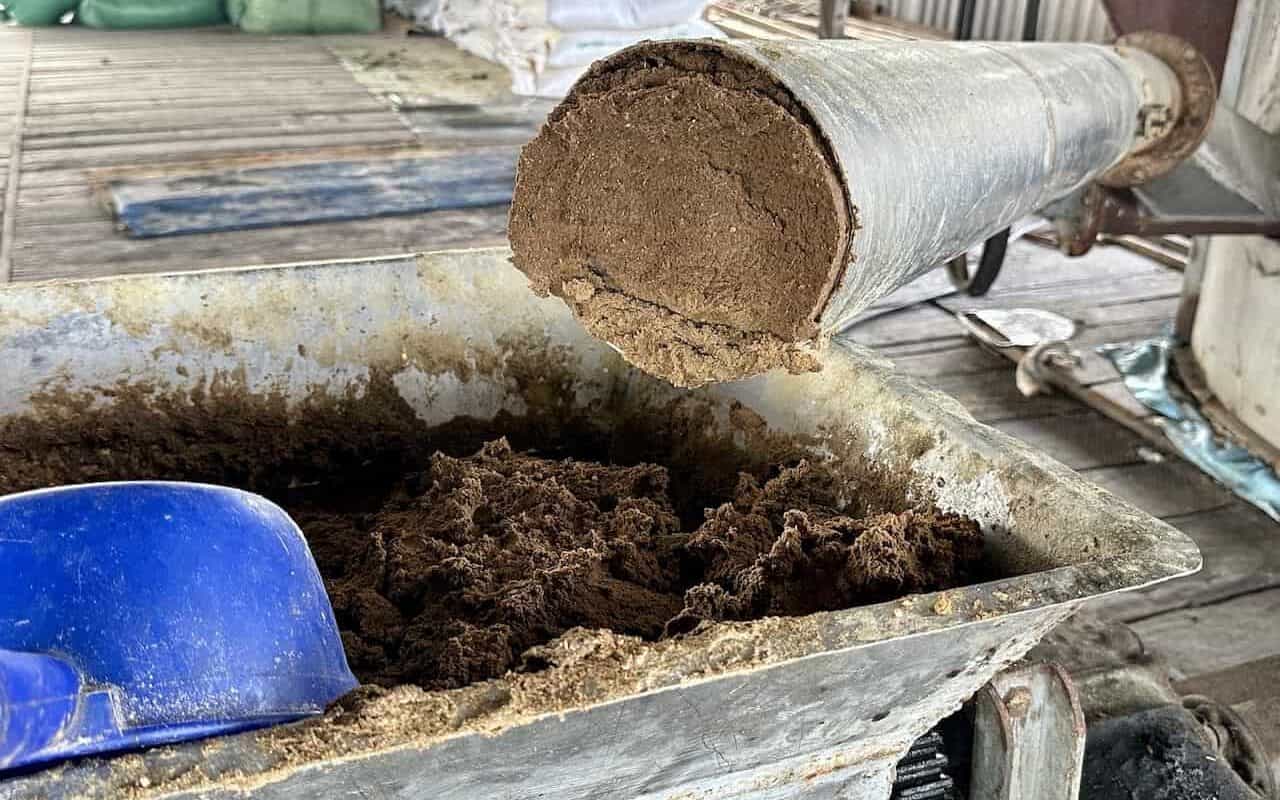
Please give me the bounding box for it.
[818,0,848,38]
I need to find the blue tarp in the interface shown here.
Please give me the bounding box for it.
[1100,336,1280,522]
[109,148,518,238]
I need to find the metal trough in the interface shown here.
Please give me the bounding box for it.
[0,248,1198,799]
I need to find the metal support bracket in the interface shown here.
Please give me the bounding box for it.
[1057,183,1280,257]
[970,663,1086,800]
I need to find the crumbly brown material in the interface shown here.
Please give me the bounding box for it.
[508,42,850,388]
[308,439,982,689]
[559,276,821,388]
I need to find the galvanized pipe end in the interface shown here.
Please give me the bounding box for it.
[508,40,854,387]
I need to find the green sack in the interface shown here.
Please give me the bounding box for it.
[7,0,79,26]
[78,0,228,28]
[233,0,381,34]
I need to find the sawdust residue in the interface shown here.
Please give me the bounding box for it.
[559,276,821,388]
[309,438,983,689]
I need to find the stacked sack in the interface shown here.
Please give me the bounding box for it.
[4,0,81,25]
[3,0,379,31]
[228,0,380,34]
[419,0,722,98]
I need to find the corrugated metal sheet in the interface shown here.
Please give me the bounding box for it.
[879,0,1114,41]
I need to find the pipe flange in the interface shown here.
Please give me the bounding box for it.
[1098,31,1216,188]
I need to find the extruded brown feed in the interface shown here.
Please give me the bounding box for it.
[0,385,983,694]
[508,42,851,388]
[304,439,982,689]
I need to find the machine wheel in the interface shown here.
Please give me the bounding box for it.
[946,228,1010,297]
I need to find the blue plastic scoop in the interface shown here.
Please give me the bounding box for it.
[0,482,357,772]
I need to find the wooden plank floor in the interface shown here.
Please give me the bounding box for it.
[848,238,1280,703]
[0,29,32,281]
[0,27,510,283]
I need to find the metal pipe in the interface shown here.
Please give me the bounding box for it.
[509,36,1206,386]
[954,0,977,39]
[666,38,1190,333]
[1022,0,1041,40]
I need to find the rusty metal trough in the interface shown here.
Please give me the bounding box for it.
[0,247,1198,799]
